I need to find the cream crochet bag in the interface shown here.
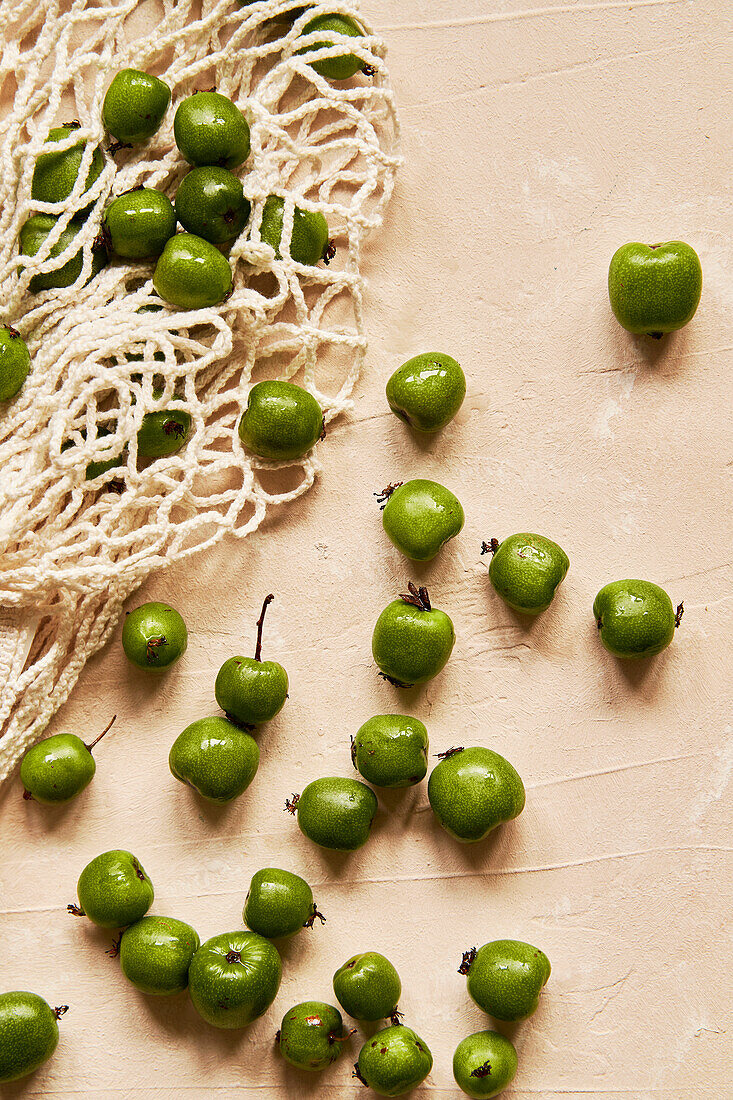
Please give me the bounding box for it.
[0,0,398,781]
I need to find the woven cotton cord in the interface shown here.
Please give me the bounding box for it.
[0,0,399,781]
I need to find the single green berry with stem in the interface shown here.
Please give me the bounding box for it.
[380,479,464,561]
[103,188,176,260]
[215,594,289,727]
[287,777,377,851]
[351,714,428,788]
[298,13,374,81]
[243,867,325,939]
[453,1030,518,1098]
[277,1001,354,1070]
[238,380,324,461]
[593,579,683,658]
[259,195,331,265]
[386,351,466,432]
[174,91,250,170]
[0,994,68,1084]
[354,1024,433,1096]
[372,582,455,687]
[118,915,200,996]
[121,600,188,671]
[608,240,702,337]
[187,931,282,1028]
[20,714,115,804]
[70,849,154,929]
[102,69,171,145]
[0,325,31,400]
[153,232,233,309]
[333,952,402,1021]
[460,939,551,1022]
[175,166,251,245]
[428,746,525,842]
[481,532,569,614]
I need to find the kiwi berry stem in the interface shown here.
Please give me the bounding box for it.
[374,482,402,509]
[284,793,300,814]
[399,581,431,611]
[389,1010,404,1025]
[436,746,464,759]
[54,1006,69,1019]
[471,1061,492,1079]
[255,594,274,662]
[106,933,122,958]
[304,903,326,928]
[67,904,84,916]
[675,602,684,627]
[85,714,117,753]
[458,947,477,975]
[480,538,499,556]
[352,1064,368,1085]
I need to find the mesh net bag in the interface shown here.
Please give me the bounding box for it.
[0,0,399,781]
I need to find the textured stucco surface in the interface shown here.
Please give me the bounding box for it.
[2,0,732,1096]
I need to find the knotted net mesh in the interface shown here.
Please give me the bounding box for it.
[0,0,399,781]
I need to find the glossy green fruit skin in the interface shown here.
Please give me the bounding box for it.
[0,992,60,1083]
[169,716,259,802]
[260,195,329,265]
[382,480,464,561]
[594,579,676,658]
[428,747,525,843]
[278,1001,346,1070]
[333,952,401,1021]
[352,714,428,788]
[122,601,188,670]
[137,404,191,458]
[243,867,317,938]
[103,189,176,260]
[174,92,250,169]
[20,214,107,292]
[238,380,323,461]
[466,940,551,1022]
[76,850,154,929]
[20,734,95,804]
[0,326,31,400]
[31,125,104,206]
[153,233,232,309]
[372,599,455,686]
[299,14,366,80]
[102,69,171,143]
[188,931,282,1029]
[215,655,288,725]
[453,1030,518,1098]
[119,916,200,995]
[608,241,702,336]
[357,1025,433,1097]
[296,777,377,851]
[386,352,466,432]
[488,533,569,614]
[175,167,251,244]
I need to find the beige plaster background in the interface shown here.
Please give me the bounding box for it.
[2,0,732,1096]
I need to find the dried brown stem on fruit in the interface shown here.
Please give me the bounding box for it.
[254,593,274,662]
[458,947,477,974]
[329,1027,356,1044]
[304,903,326,928]
[374,482,402,508]
[67,904,84,916]
[322,241,337,264]
[284,793,300,814]
[480,538,499,556]
[436,746,463,759]
[471,1061,492,1079]
[399,581,431,611]
[225,950,242,964]
[675,602,684,627]
[145,636,167,663]
[54,1005,69,1019]
[353,1064,368,1085]
[106,933,122,958]
[362,64,376,76]
[389,1010,404,1025]
[86,714,116,752]
[378,671,412,689]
